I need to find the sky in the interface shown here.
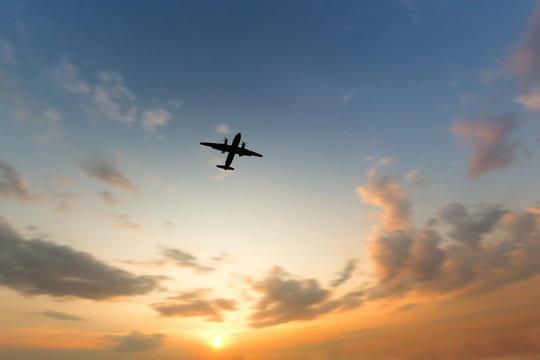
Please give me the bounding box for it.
[1,0,540,359]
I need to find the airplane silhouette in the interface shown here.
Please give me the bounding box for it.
[200,132,262,170]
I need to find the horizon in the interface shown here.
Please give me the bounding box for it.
[1,1,540,359]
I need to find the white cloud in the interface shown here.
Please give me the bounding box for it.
[142,108,171,131]
[48,59,91,95]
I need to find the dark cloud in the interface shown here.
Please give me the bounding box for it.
[106,331,166,352]
[249,267,363,328]
[152,288,236,322]
[160,247,215,273]
[38,310,84,321]
[80,156,137,192]
[438,203,507,248]
[329,259,358,287]
[359,175,540,299]
[451,113,519,178]
[0,161,41,202]
[0,217,163,300]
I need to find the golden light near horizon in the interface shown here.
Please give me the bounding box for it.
[208,333,226,348]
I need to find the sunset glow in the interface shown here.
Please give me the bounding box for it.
[1,1,540,359]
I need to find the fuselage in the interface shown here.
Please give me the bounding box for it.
[224,133,242,166]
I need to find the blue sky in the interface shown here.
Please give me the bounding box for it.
[2,1,540,359]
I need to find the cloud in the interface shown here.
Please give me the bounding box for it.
[142,108,171,131]
[99,190,122,204]
[48,60,178,131]
[106,331,166,352]
[515,87,540,110]
[80,155,137,192]
[0,39,19,67]
[215,124,230,134]
[357,174,411,231]
[451,112,519,178]
[459,93,475,104]
[438,203,507,248]
[509,2,540,111]
[160,247,215,273]
[341,90,354,103]
[38,310,84,321]
[249,266,363,328]
[399,0,421,23]
[48,60,137,125]
[377,157,394,167]
[0,217,162,299]
[48,59,91,95]
[404,170,428,187]
[93,71,137,125]
[56,176,73,186]
[110,214,140,230]
[54,192,82,212]
[152,289,236,322]
[0,161,41,202]
[357,174,540,299]
[510,2,540,78]
[329,259,358,287]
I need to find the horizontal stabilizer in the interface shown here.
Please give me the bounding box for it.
[216,165,235,171]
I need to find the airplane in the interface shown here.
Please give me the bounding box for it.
[200,132,262,170]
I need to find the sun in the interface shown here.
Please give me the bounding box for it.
[209,333,225,348]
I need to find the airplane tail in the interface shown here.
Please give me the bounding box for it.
[216,165,235,171]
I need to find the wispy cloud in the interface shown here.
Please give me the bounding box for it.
[404,170,428,187]
[80,155,138,192]
[399,0,421,23]
[99,190,122,204]
[215,124,230,134]
[0,161,41,203]
[451,112,519,178]
[341,90,354,103]
[142,108,171,131]
[110,214,140,230]
[53,191,82,212]
[48,59,91,95]
[152,288,236,322]
[56,176,73,186]
[329,259,358,287]
[0,39,19,67]
[0,217,163,300]
[48,59,177,129]
[106,331,166,352]
[160,247,215,273]
[37,310,84,321]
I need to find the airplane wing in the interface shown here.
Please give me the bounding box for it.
[236,147,263,157]
[200,142,229,152]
